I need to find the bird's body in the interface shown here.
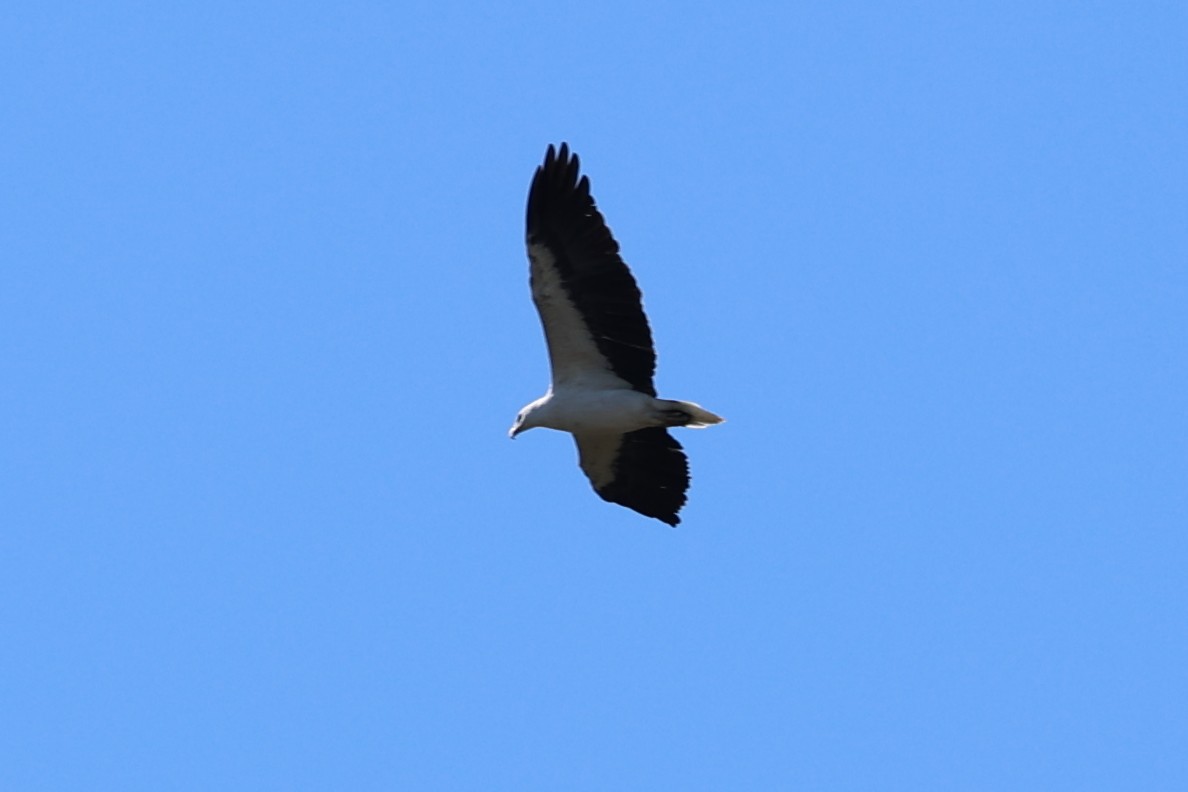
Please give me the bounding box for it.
[520,386,722,436]
[519,387,654,435]
[510,144,723,526]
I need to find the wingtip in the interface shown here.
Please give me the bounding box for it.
[542,142,577,174]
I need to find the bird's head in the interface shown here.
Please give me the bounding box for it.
[509,401,544,439]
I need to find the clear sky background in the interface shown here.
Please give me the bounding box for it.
[3,2,1186,789]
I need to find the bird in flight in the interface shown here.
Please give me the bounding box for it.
[510,143,724,526]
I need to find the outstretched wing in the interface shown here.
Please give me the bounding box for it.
[526,143,658,396]
[575,428,690,526]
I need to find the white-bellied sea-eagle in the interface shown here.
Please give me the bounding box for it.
[509,143,724,526]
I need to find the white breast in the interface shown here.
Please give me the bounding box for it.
[536,388,655,434]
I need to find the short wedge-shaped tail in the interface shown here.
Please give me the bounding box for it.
[665,400,725,429]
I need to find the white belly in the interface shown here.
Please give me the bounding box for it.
[538,388,655,434]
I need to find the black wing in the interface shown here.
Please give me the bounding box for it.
[526,143,658,396]
[577,427,689,526]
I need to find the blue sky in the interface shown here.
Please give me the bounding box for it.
[3,1,1186,789]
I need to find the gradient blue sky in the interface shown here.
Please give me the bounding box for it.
[3,2,1186,789]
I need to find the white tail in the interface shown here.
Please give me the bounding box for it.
[667,400,725,429]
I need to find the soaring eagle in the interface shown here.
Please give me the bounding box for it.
[510,144,724,526]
